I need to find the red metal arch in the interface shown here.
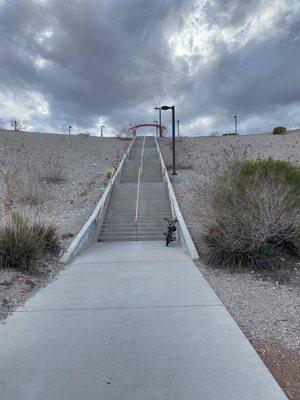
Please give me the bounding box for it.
[129,123,167,135]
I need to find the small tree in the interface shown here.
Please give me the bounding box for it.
[272,126,286,135]
[9,117,25,131]
[117,124,132,138]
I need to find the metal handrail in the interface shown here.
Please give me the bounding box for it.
[140,136,145,175]
[135,166,141,241]
[134,137,146,241]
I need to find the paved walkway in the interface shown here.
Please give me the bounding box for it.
[0,241,286,399]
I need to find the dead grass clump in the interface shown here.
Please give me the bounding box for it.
[104,168,115,180]
[39,155,67,185]
[0,168,19,212]
[18,164,46,206]
[0,212,61,273]
[203,158,300,270]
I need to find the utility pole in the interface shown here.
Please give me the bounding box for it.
[177,120,180,138]
[153,120,158,137]
[155,107,162,137]
[161,105,177,177]
[234,115,237,135]
[101,125,105,137]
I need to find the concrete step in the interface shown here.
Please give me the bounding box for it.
[103,217,172,222]
[98,237,164,242]
[101,231,166,237]
[101,221,169,227]
[102,221,172,226]
[106,206,171,211]
[100,137,170,242]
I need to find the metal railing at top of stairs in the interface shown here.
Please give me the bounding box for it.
[134,136,145,241]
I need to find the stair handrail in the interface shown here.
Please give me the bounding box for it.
[135,166,141,241]
[140,136,145,175]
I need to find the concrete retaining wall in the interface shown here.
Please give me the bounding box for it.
[154,136,199,261]
[61,137,135,262]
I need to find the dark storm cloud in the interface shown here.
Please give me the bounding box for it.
[0,0,299,134]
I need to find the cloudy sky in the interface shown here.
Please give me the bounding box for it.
[0,0,299,136]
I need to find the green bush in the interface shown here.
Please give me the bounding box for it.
[204,158,300,269]
[272,126,286,135]
[0,212,61,272]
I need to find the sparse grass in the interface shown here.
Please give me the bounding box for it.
[203,157,300,270]
[0,168,18,212]
[0,156,67,210]
[0,212,61,273]
[39,155,67,185]
[18,164,46,206]
[104,168,115,180]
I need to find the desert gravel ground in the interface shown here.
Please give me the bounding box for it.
[0,129,128,320]
[159,132,300,400]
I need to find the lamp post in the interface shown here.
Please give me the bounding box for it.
[177,120,180,138]
[155,107,162,137]
[234,115,237,135]
[153,120,158,137]
[68,125,72,135]
[161,105,177,177]
[101,125,105,138]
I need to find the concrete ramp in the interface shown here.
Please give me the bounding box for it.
[0,241,286,399]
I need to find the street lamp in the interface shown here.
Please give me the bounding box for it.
[234,115,237,135]
[177,120,180,138]
[161,105,177,177]
[68,125,72,135]
[155,107,162,137]
[153,120,158,137]
[101,125,105,138]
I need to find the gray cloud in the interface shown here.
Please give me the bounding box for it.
[0,0,299,135]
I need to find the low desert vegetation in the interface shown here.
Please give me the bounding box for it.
[9,117,25,131]
[104,168,115,180]
[222,132,239,136]
[0,157,67,211]
[203,157,299,271]
[116,124,133,139]
[272,126,287,135]
[0,212,61,273]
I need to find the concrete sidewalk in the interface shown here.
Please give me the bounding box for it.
[0,241,286,399]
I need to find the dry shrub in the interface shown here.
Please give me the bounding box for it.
[203,158,300,270]
[0,168,19,212]
[0,212,61,273]
[18,164,46,206]
[272,126,286,135]
[104,168,115,180]
[39,155,66,185]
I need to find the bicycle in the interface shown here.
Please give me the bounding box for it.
[163,218,178,246]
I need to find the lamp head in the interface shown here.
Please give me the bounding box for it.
[161,105,171,110]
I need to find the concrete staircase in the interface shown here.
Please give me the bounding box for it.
[99,136,172,242]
